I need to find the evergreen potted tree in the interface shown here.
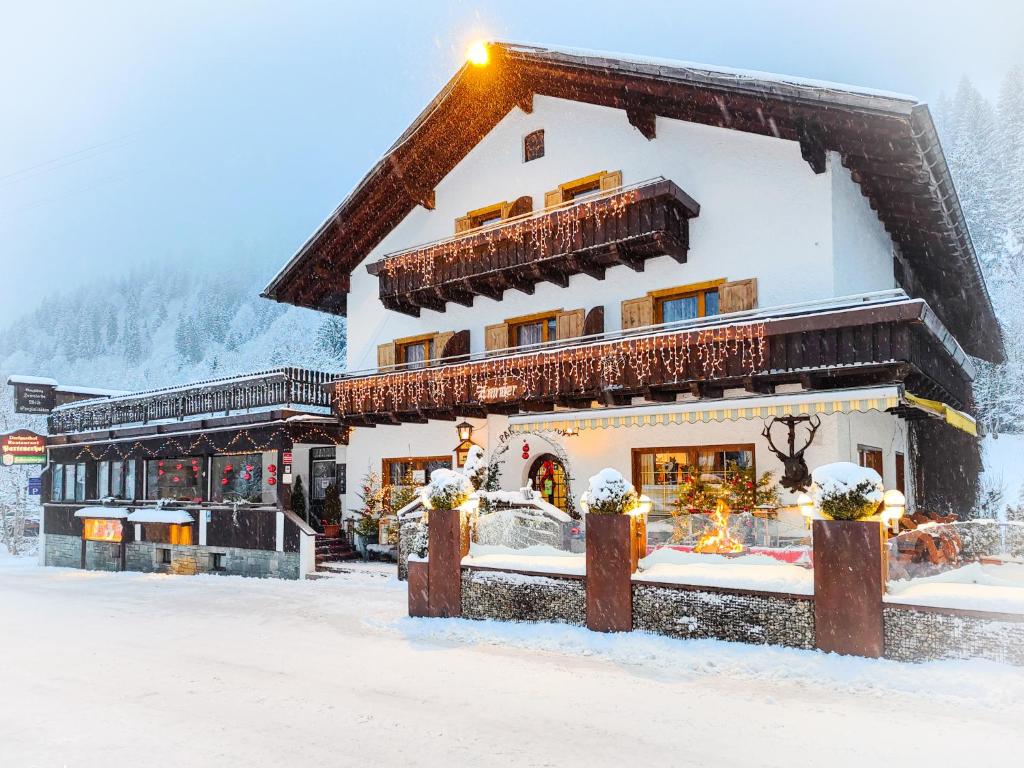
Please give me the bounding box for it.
[291,476,308,525]
[320,481,341,539]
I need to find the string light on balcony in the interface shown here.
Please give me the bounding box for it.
[334,322,767,416]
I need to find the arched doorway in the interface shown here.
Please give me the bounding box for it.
[528,454,569,513]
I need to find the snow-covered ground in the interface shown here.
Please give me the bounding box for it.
[1,552,1022,766]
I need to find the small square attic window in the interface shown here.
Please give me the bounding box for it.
[524,129,544,162]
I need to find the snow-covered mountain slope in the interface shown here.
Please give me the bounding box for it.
[0,262,345,392]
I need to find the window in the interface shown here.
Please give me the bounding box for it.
[94,459,133,500]
[632,445,755,544]
[858,446,884,477]
[653,280,724,323]
[211,454,267,503]
[895,452,906,495]
[396,335,435,370]
[509,311,557,348]
[158,548,172,565]
[51,463,63,501]
[143,523,193,545]
[561,173,602,202]
[146,457,204,501]
[383,456,452,489]
[74,463,86,501]
[524,129,545,162]
[210,552,226,571]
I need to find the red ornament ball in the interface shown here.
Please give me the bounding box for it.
[225,464,233,472]
[522,452,529,459]
[267,464,277,473]
[242,472,251,481]
[175,463,182,470]
[172,476,180,483]
[267,477,277,486]
[158,469,165,476]
[220,478,229,486]
[245,464,254,472]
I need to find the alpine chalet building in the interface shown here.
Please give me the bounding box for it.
[263,43,999,532]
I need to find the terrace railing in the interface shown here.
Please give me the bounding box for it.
[48,367,335,434]
[366,178,700,316]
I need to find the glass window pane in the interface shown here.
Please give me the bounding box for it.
[146,458,203,501]
[63,465,75,501]
[516,322,544,347]
[110,460,124,499]
[403,343,427,369]
[704,290,719,316]
[125,461,136,501]
[75,463,86,501]
[211,454,263,503]
[97,461,110,499]
[662,296,699,322]
[52,464,63,501]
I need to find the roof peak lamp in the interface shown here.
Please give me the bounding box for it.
[466,40,490,67]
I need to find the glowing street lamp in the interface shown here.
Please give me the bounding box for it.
[456,420,474,443]
[882,489,906,534]
[466,40,490,67]
[797,492,815,528]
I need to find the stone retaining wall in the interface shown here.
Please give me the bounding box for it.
[883,605,1024,665]
[461,568,585,625]
[44,534,301,579]
[632,582,816,649]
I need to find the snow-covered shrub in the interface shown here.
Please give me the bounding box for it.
[463,445,487,491]
[811,462,883,521]
[421,468,474,511]
[580,468,638,515]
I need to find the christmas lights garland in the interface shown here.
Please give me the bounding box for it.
[379,188,641,289]
[335,323,767,416]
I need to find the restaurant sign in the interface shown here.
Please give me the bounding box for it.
[473,377,525,404]
[1,430,47,466]
[13,383,56,414]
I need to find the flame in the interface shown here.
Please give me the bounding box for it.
[694,499,745,555]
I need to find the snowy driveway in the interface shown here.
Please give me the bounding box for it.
[1,556,1022,767]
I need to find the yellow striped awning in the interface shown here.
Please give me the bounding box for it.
[904,392,978,436]
[509,386,902,434]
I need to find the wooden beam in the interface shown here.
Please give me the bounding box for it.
[797,119,827,174]
[626,107,656,140]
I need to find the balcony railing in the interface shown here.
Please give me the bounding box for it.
[366,178,700,316]
[330,292,972,423]
[48,367,336,434]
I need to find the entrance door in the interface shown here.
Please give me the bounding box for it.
[309,447,338,522]
[529,454,569,513]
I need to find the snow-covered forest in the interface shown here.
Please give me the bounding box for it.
[0,262,346,392]
[937,69,1024,435]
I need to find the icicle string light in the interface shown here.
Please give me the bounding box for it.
[335,323,767,416]
[379,188,641,289]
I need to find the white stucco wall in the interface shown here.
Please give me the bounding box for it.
[829,151,896,296]
[342,409,909,514]
[345,95,897,373]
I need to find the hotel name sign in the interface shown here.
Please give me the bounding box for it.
[473,377,525,404]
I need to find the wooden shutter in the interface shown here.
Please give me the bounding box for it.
[556,309,585,340]
[454,216,472,234]
[621,296,654,330]
[433,331,454,361]
[582,306,605,336]
[377,342,396,370]
[544,189,563,209]
[718,278,758,314]
[507,195,533,217]
[484,323,509,353]
[599,170,623,191]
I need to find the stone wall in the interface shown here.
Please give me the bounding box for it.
[461,568,585,625]
[45,535,301,579]
[883,606,1024,665]
[632,582,816,649]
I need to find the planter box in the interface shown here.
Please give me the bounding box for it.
[813,519,886,657]
[408,560,429,617]
[427,508,462,618]
[322,523,341,539]
[586,513,633,632]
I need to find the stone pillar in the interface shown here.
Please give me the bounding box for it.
[407,560,429,617]
[427,508,462,618]
[586,513,633,632]
[813,519,886,657]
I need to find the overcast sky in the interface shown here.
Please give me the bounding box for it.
[1,0,1022,326]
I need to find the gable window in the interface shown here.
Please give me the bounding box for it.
[524,129,545,162]
[653,280,724,323]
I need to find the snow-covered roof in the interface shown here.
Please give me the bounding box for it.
[7,374,58,386]
[126,508,195,525]
[74,507,129,519]
[55,384,131,397]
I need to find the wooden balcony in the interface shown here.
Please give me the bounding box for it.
[48,368,335,435]
[366,178,700,316]
[331,296,974,425]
